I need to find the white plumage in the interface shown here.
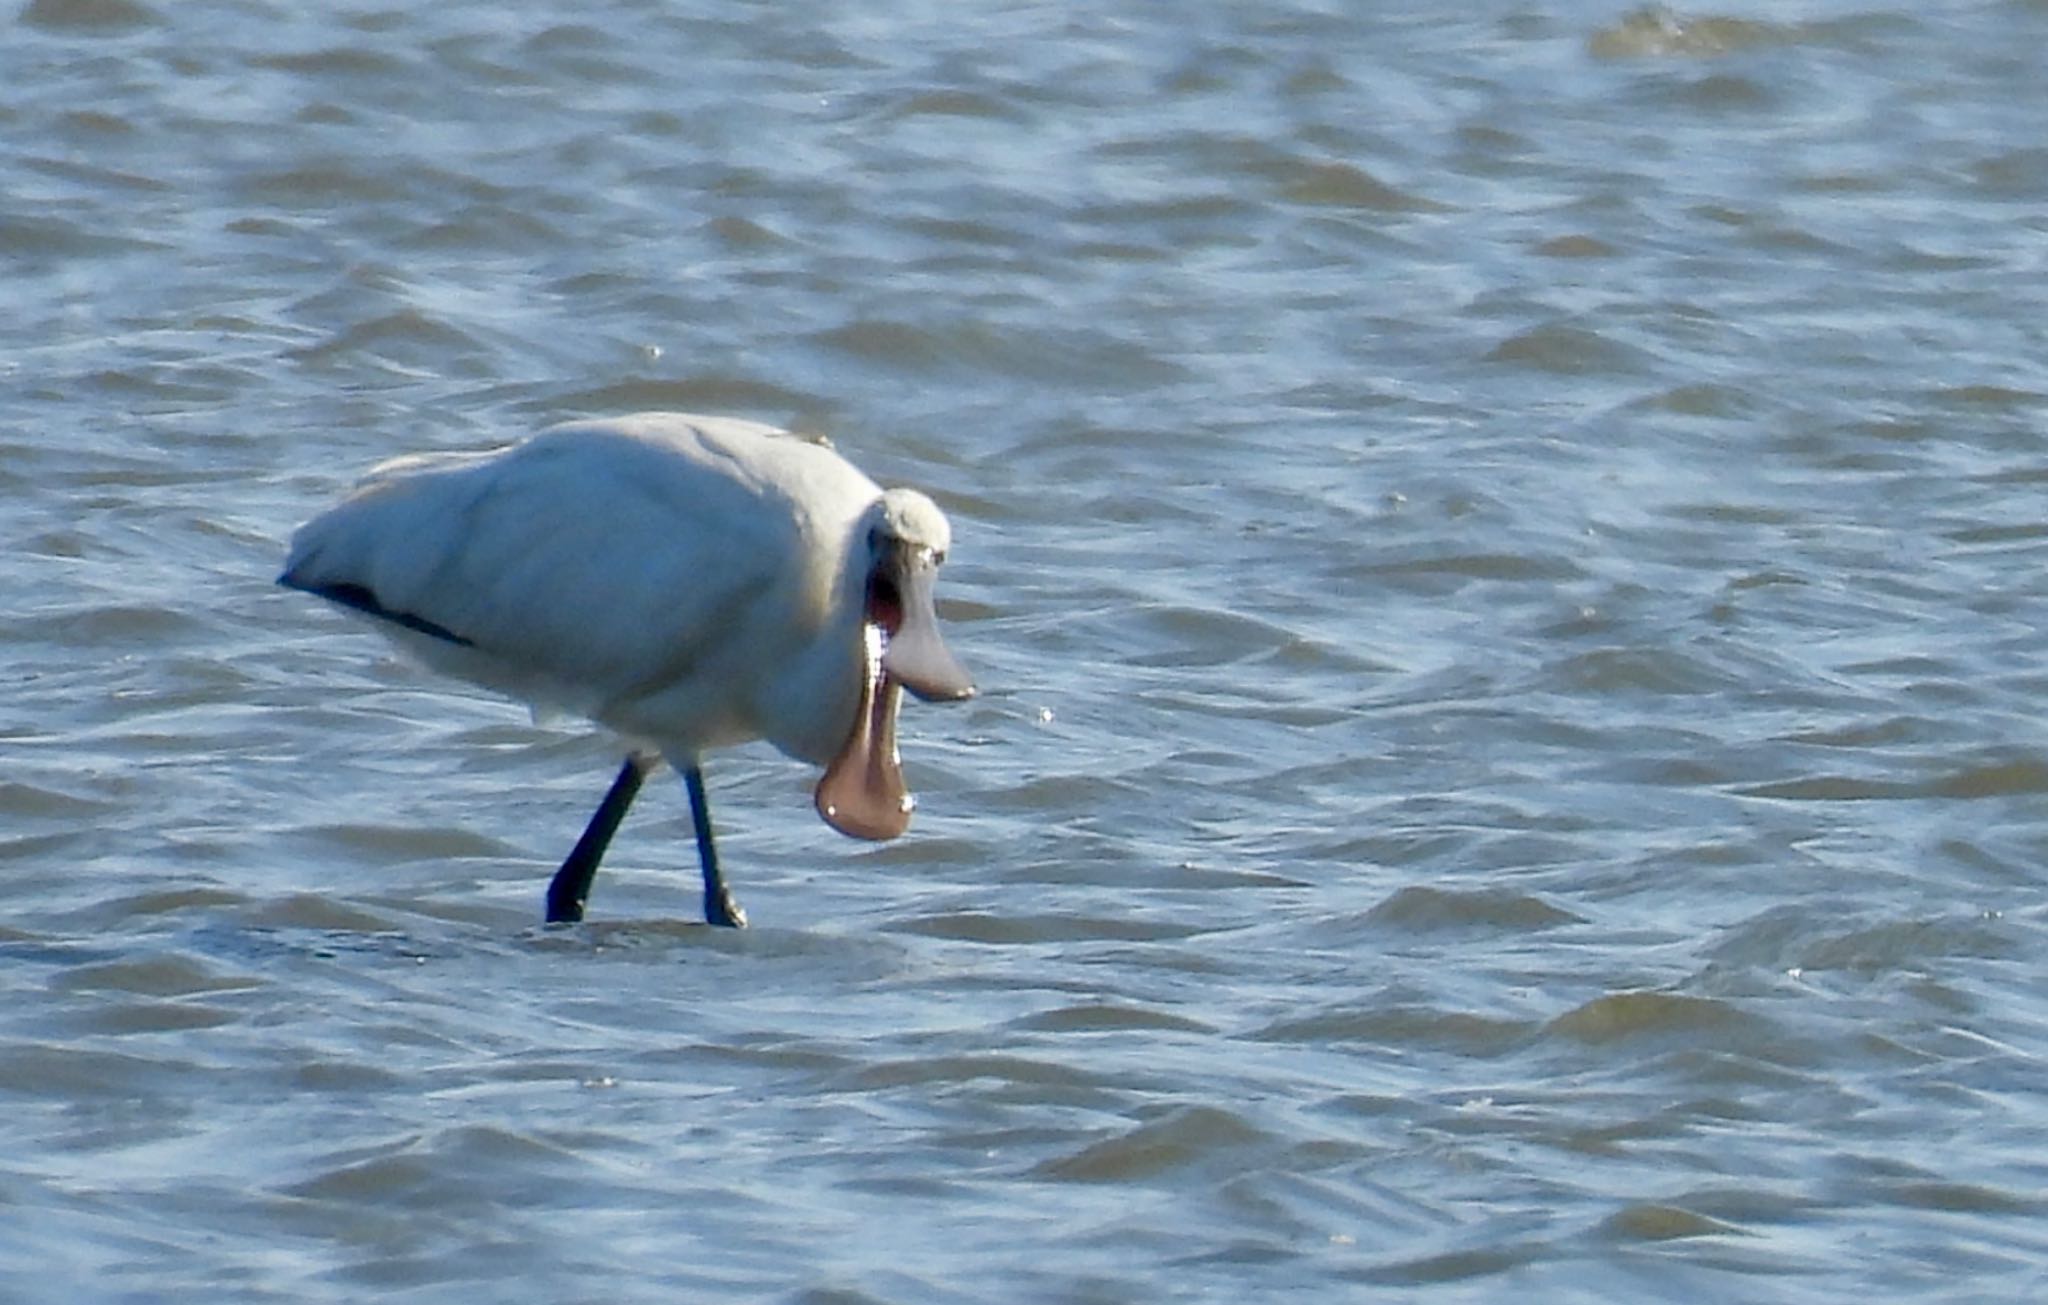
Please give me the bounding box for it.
[280,412,974,926]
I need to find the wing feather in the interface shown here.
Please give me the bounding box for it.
[282,415,878,726]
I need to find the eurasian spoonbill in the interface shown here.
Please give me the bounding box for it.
[279,412,974,927]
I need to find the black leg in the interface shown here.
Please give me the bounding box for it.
[546,755,651,924]
[683,764,747,928]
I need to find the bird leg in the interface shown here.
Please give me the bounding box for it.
[545,754,652,924]
[683,764,748,928]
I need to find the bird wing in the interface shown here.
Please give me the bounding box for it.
[282,418,863,716]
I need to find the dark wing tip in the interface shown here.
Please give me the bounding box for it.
[281,573,475,648]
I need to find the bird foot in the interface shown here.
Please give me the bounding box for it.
[706,889,748,929]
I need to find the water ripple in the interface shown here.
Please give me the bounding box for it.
[6,1,2048,1300]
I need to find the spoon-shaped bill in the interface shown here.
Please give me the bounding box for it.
[881,547,974,703]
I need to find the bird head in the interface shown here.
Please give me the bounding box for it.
[814,488,974,840]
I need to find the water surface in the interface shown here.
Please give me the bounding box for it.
[4,1,2047,1300]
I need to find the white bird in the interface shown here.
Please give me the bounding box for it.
[279,412,975,927]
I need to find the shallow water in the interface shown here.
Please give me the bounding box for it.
[5,1,2048,1300]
